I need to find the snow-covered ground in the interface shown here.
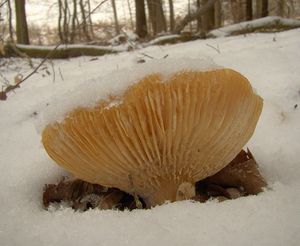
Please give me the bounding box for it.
[1,29,300,246]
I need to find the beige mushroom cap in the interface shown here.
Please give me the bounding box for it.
[42,69,263,207]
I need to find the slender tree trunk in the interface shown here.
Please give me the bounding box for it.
[261,0,268,17]
[15,0,29,44]
[7,0,14,42]
[202,0,215,32]
[146,0,167,35]
[277,0,285,17]
[255,0,262,18]
[196,0,201,31]
[63,0,69,43]
[111,0,120,35]
[135,0,148,38]
[246,0,252,20]
[70,0,77,43]
[169,0,175,32]
[214,0,221,28]
[79,0,91,41]
[87,0,94,38]
[58,0,64,42]
[127,0,134,30]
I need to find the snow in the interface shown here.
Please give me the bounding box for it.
[1,28,300,246]
[209,16,300,37]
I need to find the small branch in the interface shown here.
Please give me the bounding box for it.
[206,43,220,54]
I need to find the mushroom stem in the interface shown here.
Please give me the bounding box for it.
[144,181,196,208]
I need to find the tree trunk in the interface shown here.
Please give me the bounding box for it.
[127,0,134,30]
[146,0,167,35]
[202,0,215,32]
[261,0,268,17]
[169,0,175,32]
[277,0,285,17]
[111,0,120,35]
[7,0,14,42]
[135,0,148,38]
[196,0,201,32]
[214,0,221,28]
[230,0,243,23]
[246,0,252,21]
[79,0,91,41]
[70,0,78,43]
[87,0,95,38]
[15,0,29,44]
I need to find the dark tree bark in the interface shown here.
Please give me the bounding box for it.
[168,0,175,32]
[201,0,215,32]
[135,0,148,38]
[261,0,268,17]
[246,0,253,21]
[146,0,167,35]
[15,0,29,44]
[111,0,120,35]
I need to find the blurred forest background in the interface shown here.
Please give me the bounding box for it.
[0,0,300,47]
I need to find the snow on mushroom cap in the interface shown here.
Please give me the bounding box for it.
[37,57,220,131]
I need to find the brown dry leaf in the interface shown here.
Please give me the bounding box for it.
[204,149,267,195]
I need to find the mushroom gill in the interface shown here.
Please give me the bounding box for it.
[42,69,263,207]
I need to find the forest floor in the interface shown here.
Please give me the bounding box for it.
[0,28,300,246]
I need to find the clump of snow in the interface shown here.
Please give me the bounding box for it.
[0,28,300,246]
[37,57,220,131]
[209,16,300,37]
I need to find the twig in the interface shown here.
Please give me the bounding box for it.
[58,66,64,81]
[206,43,221,54]
[0,0,8,8]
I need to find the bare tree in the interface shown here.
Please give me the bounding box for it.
[135,0,148,38]
[111,0,120,35]
[214,0,222,28]
[202,0,215,32]
[277,0,285,17]
[70,0,78,43]
[230,0,243,23]
[127,0,134,30]
[86,0,94,38]
[7,0,14,41]
[15,0,29,44]
[261,0,268,17]
[146,0,167,35]
[79,0,91,41]
[246,0,253,20]
[169,0,175,32]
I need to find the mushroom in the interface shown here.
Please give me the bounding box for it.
[42,69,263,208]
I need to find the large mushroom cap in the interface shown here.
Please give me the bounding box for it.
[42,69,263,207]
